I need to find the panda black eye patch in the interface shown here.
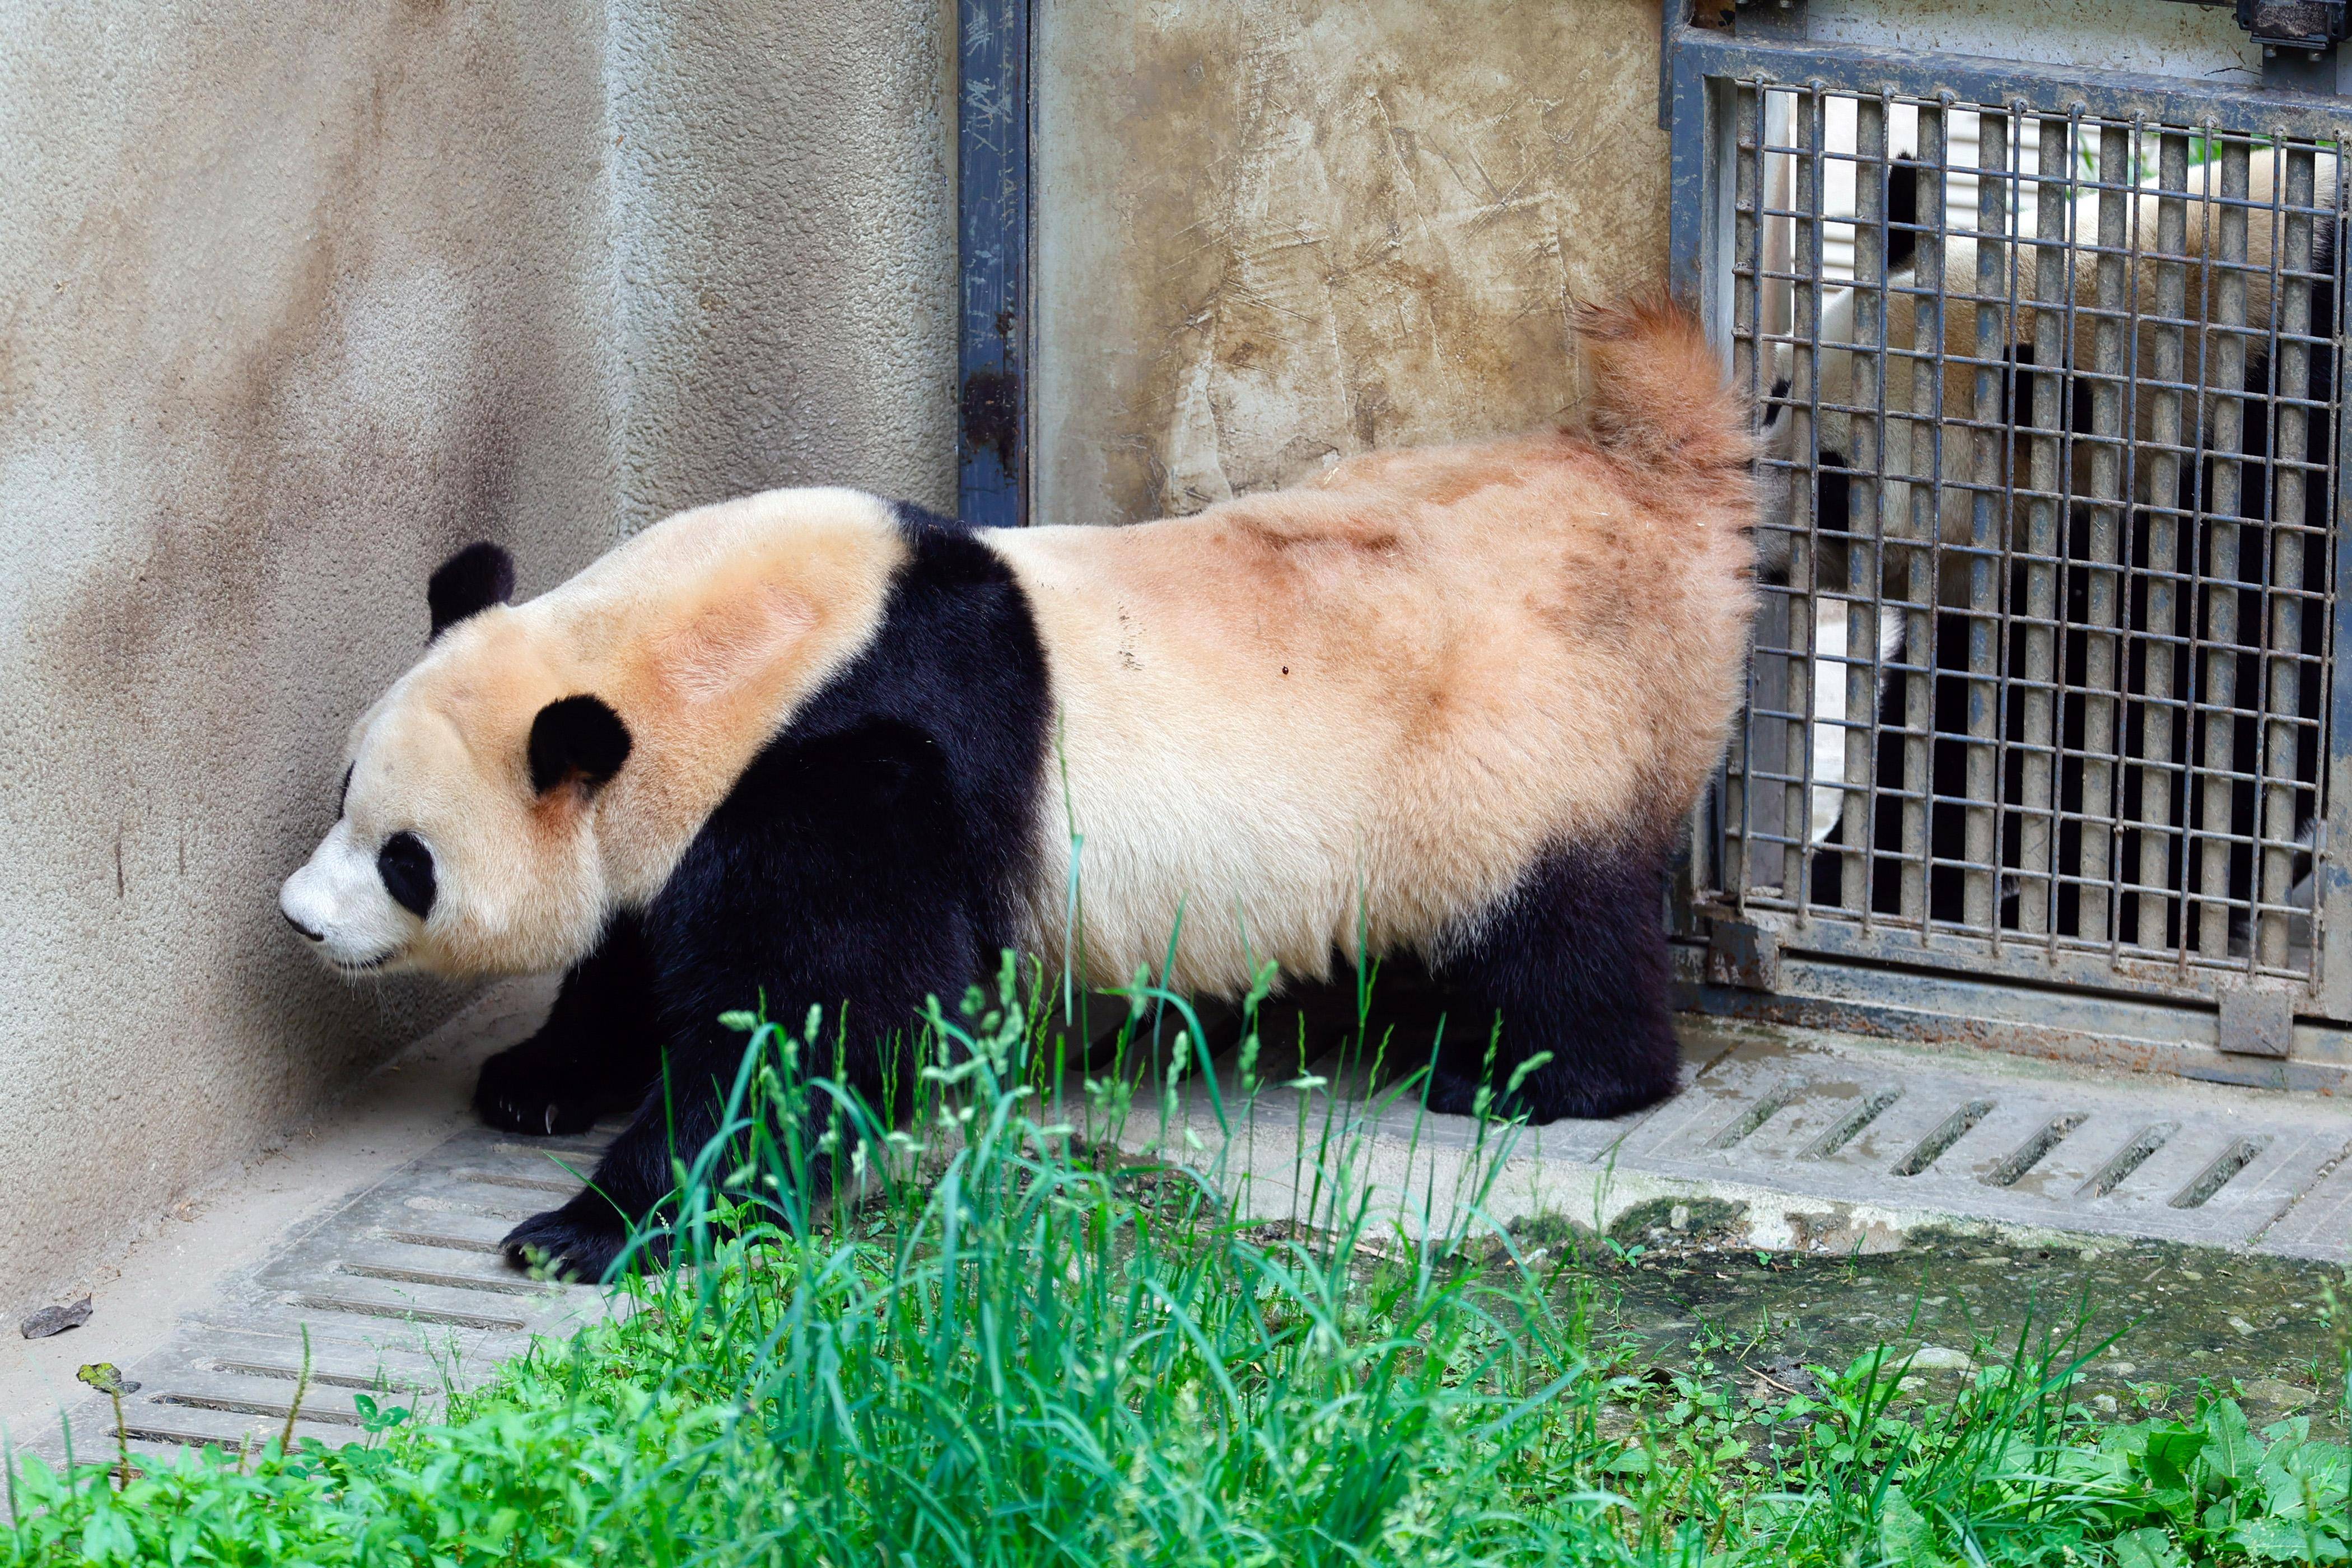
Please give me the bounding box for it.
[377,831,436,920]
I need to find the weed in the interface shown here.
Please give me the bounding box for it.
[2,958,2344,1565]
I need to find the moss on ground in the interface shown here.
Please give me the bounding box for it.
[1583,1229,2347,1435]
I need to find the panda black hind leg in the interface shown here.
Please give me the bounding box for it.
[474,913,662,1137]
[1419,841,1680,1123]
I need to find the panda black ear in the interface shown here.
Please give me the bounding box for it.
[529,695,632,796]
[427,542,515,640]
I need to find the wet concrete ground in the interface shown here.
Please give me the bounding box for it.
[1575,1224,2350,1432]
[1114,983,2352,1433]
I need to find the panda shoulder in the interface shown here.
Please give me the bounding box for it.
[888,499,968,536]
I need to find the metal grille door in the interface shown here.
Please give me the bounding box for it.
[1667,15,2352,1066]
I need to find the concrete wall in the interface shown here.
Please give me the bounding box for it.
[1035,0,1670,525]
[605,1,959,526]
[0,0,956,1312]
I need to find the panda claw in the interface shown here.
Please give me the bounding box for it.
[473,1043,610,1136]
[501,1197,633,1282]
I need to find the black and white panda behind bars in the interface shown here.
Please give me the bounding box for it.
[1760,150,2338,930]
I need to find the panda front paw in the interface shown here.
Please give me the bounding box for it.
[1419,1069,1491,1119]
[501,1194,648,1282]
[474,1040,613,1136]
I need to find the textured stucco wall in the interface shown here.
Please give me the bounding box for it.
[1035,0,1670,525]
[0,0,955,1312]
[605,1,959,526]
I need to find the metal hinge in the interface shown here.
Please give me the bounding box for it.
[1706,918,1781,992]
[2216,990,2295,1058]
[1723,0,1804,39]
[2237,0,2349,53]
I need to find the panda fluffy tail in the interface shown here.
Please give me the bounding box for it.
[1571,294,1755,479]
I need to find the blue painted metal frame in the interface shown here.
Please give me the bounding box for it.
[1666,30,2352,139]
[1662,10,2352,1060]
[958,0,1032,528]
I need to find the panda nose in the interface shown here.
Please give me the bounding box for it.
[283,908,325,943]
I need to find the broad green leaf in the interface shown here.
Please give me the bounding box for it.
[2052,1446,2134,1488]
[2232,1516,2350,1562]
[2143,1426,2207,1492]
[2111,1526,2187,1568]
[2260,1436,2351,1522]
[1877,1483,1936,1563]
[2202,1398,2261,1481]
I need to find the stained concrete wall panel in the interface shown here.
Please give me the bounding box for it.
[604,0,960,527]
[0,0,609,1312]
[0,1,956,1310]
[1035,0,1670,525]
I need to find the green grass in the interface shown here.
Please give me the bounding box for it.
[6,962,2347,1566]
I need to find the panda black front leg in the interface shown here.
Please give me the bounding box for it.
[494,1006,901,1283]
[1420,841,1681,1123]
[474,913,662,1137]
[498,1059,727,1281]
[500,718,984,1280]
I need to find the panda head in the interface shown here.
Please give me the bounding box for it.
[278,542,633,978]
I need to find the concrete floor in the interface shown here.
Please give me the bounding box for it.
[0,977,595,1465]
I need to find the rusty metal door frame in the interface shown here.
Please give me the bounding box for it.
[959,0,1034,528]
[1662,2,2352,1093]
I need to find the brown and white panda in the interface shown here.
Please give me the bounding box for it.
[278,299,1758,1278]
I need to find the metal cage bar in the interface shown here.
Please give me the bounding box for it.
[2196,138,2251,963]
[1900,103,1947,931]
[1964,104,2010,936]
[2018,111,2068,939]
[2133,129,2192,953]
[1842,94,1887,921]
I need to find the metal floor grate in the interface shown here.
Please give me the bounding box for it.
[1126,1023,2352,1262]
[29,1108,617,1469]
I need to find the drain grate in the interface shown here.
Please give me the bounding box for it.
[1799,1087,1902,1160]
[1130,1021,2352,1262]
[1608,1033,2352,1253]
[32,1012,618,1472]
[1892,1099,1995,1178]
[2171,1137,2274,1212]
[2078,1122,2178,1199]
[1982,1113,2088,1190]
[1709,1074,1809,1150]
